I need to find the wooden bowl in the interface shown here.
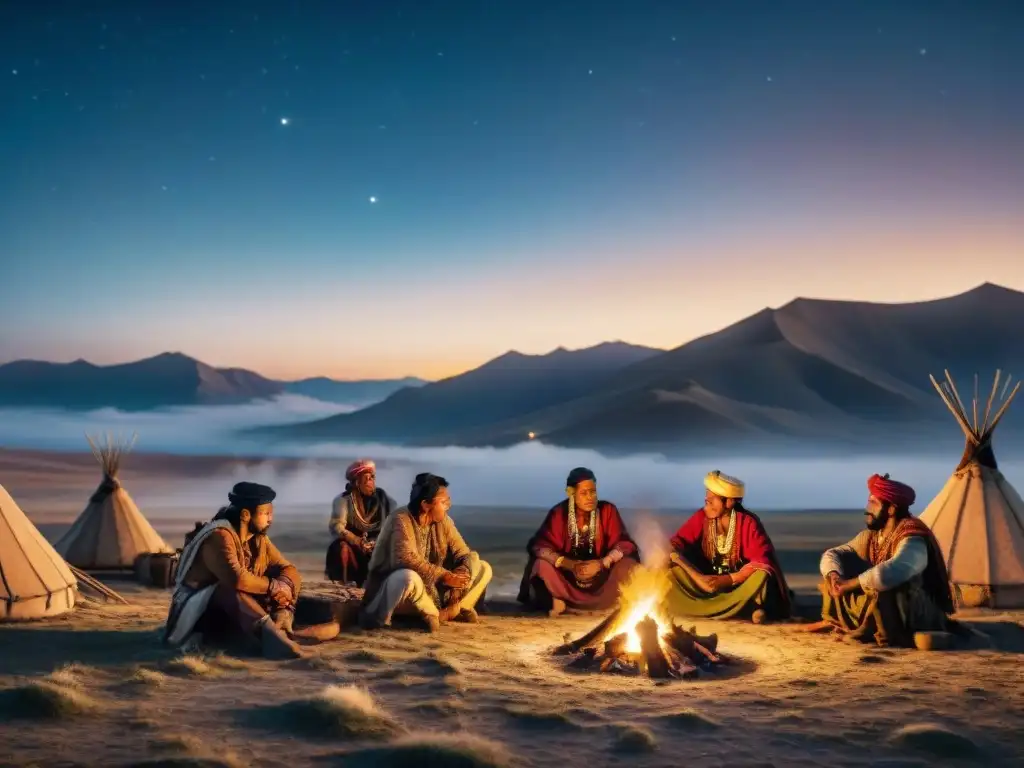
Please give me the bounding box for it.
[913,631,953,651]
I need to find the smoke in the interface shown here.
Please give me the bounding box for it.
[2,399,1022,511]
[630,513,671,567]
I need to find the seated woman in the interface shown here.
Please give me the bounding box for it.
[664,470,791,623]
[326,459,397,586]
[517,467,640,616]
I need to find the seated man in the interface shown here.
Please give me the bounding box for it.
[664,470,791,623]
[360,473,493,632]
[517,467,640,616]
[326,459,397,586]
[808,473,954,647]
[163,482,338,659]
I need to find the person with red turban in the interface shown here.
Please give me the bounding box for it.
[663,470,792,624]
[807,473,955,647]
[325,459,397,586]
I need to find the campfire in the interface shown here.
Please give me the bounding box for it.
[552,566,730,679]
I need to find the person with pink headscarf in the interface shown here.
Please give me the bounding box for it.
[325,459,397,586]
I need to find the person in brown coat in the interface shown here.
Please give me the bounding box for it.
[163,482,336,659]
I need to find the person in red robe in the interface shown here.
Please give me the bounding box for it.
[517,467,640,616]
[664,470,791,623]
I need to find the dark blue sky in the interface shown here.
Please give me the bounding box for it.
[2,1,1021,379]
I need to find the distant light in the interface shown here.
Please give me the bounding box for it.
[280,117,290,125]
[528,431,536,440]
[369,196,377,203]
[919,48,927,56]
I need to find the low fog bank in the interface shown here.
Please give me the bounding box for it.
[0,395,351,452]
[1,401,1021,511]
[133,448,1022,513]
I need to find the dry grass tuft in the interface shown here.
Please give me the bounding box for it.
[0,678,104,720]
[653,708,721,730]
[244,685,401,739]
[337,731,511,767]
[344,648,386,664]
[410,652,462,677]
[501,703,581,730]
[610,723,657,754]
[208,653,252,671]
[47,663,98,688]
[164,655,220,677]
[887,723,981,758]
[126,667,174,688]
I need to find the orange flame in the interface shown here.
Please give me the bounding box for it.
[610,565,673,653]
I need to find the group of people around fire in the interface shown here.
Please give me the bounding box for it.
[163,459,956,659]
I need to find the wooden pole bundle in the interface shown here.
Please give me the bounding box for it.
[69,564,130,605]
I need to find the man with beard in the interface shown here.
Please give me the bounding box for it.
[807,473,954,647]
[163,482,338,659]
[326,459,397,585]
[663,471,791,623]
[517,467,640,617]
[360,473,493,632]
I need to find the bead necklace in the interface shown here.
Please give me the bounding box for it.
[714,511,736,557]
[566,495,598,555]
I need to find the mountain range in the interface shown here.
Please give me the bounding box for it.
[0,352,426,411]
[261,283,1024,455]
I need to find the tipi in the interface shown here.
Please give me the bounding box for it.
[0,483,77,620]
[55,434,172,570]
[920,370,1024,608]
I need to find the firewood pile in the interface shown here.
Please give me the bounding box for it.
[552,607,731,679]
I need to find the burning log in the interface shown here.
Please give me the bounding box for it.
[662,624,719,658]
[554,604,732,679]
[636,617,671,679]
[603,632,627,659]
[552,606,622,655]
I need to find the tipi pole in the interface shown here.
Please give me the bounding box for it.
[943,370,971,427]
[68,564,130,605]
[972,374,979,432]
[986,381,1022,435]
[981,370,1002,434]
[930,376,977,443]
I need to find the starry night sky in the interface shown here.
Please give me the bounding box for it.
[1,1,1021,380]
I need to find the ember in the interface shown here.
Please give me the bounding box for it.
[552,566,731,679]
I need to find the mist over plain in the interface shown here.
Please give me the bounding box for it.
[0,394,1020,513]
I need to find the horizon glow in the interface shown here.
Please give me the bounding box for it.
[0,2,1021,380]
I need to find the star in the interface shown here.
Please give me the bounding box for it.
[767,76,773,82]
[369,196,377,203]
[588,68,593,75]
[11,69,17,75]
[280,117,289,125]
[919,48,927,56]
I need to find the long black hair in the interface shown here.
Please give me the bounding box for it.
[408,473,449,516]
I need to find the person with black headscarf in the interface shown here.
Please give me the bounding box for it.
[360,473,493,632]
[163,482,336,659]
[517,467,640,617]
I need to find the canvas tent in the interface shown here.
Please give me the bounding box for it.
[0,483,77,621]
[919,371,1024,608]
[55,434,172,570]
